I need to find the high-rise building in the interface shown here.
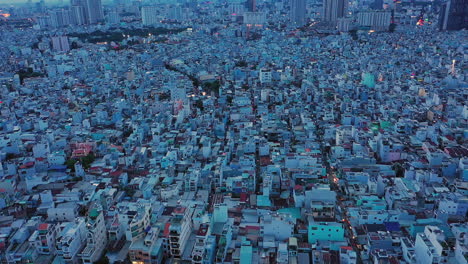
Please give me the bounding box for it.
[323,0,348,25]
[357,10,391,31]
[50,11,61,28]
[290,0,306,27]
[70,0,104,24]
[337,17,352,31]
[372,0,383,10]
[229,3,246,16]
[71,5,86,25]
[107,10,120,24]
[438,0,468,30]
[86,0,104,24]
[246,0,256,12]
[37,15,52,28]
[71,0,88,23]
[168,5,183,21]
[141,6,159,26]
[52,36,70,52]
[50,9,72,28]
[62,9,72,25]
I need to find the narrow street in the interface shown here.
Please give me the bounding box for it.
[317,124,364,264]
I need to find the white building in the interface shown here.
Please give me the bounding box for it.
[81,207,108,263]
[119,201,152,242]
[169,206,193,259]
[337,18,352,32]
[259,69,272,84]
[262,214,294,241]
[107,10,120,24]
[357,11,392,31]
[142,6,159,26]
[51,36,70,52]
[29,223,60,255]
[56,218,87,264]
[243,12,266,26]
[451,223,468,264]
[414,226,450,264]
[170,84,187,103]
[323,0,348,25]
[339,246,357,264]
[47,202,79,222]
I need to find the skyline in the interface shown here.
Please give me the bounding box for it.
[0,0,114,6]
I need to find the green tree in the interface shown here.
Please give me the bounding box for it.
[81,152,96,169]
[65,159,77,172]
[202,80,220,95]
[195,99,204,111]
[392,163,405,177]
[235,60,248,67]
[71,41,79,49]
[349,29,358,40]
[94,252,109,264]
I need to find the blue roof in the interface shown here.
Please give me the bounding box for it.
[240,245,252,264]
[257,195,271,207]
[384,222,400,232]
[49,164,67,171]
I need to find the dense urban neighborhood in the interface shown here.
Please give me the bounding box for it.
[0,0,467,263]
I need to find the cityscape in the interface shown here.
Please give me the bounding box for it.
[0,0,467,263]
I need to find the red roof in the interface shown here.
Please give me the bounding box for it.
[109,170,123,177]
[445,135,455,141]
[38,223,49,230]
[163,223,171,237]
[174,207,186,215]
[19,162,34,169]
[294,185,303,191]
[240,193,248,202]
[197,224,209,236]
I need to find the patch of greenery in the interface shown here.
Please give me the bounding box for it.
[159,92,170,101]
[202,80,220,95]
[349,29,358,41]
[195,99,204,111]
[68,27,186,44]
[17,68,44,84]
[65,152,96,172]
[235,60,248,67]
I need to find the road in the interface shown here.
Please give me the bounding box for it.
[317,123,364,264]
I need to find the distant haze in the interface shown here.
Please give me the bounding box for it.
[0,0,112,5]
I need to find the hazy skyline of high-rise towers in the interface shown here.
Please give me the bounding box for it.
[70,0,104,24]
[290,0,306,26]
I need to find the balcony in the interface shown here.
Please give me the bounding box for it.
[171,243,180,249]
